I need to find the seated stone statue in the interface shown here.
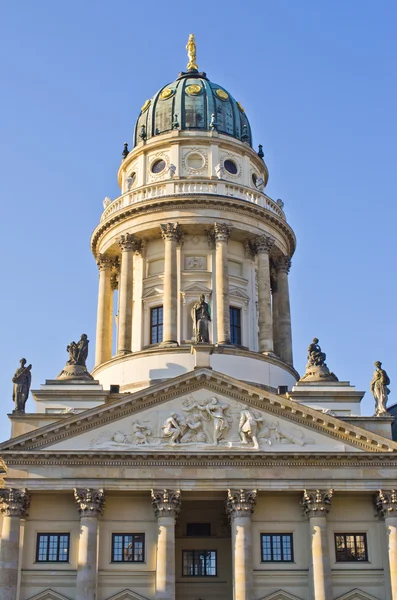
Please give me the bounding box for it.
[67,334,89,367]
[307,338,327,367]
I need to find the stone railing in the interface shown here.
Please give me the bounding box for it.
[101,180,286,222]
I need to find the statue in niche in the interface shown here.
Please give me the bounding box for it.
[131,422,151,444]
[12,358,32,413]
[371,361,391,416]
[307,338,327,367]
[185,396,231,445]
[67,334,89,367]
[239,407,263,449]
[192,294,211,343]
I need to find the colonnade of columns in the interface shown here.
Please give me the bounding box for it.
[1,487,397,600]
[94,222,293,366]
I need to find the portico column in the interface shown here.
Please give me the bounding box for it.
[375,490,397,600]
[214,222,232,344]
[255,235,275,353]
[302,489,334,600]
[74,488,105,600]
[271,268,280,356]
[227,489,257,600]
[95,254,113,366]
[117,233,141,354]
[151,489,181,599]
[0,488,30,600]
[160,223,181,346]
[275,256,293,366]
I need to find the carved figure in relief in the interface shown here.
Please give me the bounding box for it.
[371,361,390,416]
[168,164,176,179]
[259,421,304,446]
[256,177,265,192]
[180,413,207,443]
[185,396,231,445]
[192,294,211,343]
[162,413,186,444]
[215,163,224,179]
[132,422,151,444]
[239,407,263,449]
[67,334,89,367]
[12,358,32,413]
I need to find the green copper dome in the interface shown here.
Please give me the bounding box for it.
[133,70,252,148]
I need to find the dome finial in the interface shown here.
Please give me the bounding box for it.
[186,33,198,71]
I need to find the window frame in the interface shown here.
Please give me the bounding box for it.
[260,533,294,563]
[229,306,242,345]
[182,549,217,577]
[111,533,145,563]
[35,533,70,563]
[334,533,368,562]
[150,305,164,345]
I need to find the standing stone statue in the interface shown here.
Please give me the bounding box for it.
[192,294,211,343]
[371,361,390,416]
[57,333,93,381]
[12,358,32,413]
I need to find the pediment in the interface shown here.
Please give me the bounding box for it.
[183,283,212,294]
[335,590,380,600]
[26,590,71,600]
[142,285,163,298]
[229,286,250,300]
[260,591,303,600]
[105,590,148,600]
[1,369,395,455]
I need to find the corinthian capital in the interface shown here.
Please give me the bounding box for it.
[74,488,105,517]
[375,490,397,518]
[96,253,111,270]
[0,488,30,517]
[118,233,142,253]
[226,489,257,519]
[276,255,291,273]
[151,489,181,518]
[302,489,333,517]
[255,235,275,254]
[213,222,232,243]
[160,223,181,242]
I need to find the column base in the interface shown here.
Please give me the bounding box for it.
[117,349,133,356]
[159,341,179,348]
[261,350,277,357]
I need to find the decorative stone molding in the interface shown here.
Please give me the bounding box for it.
[110,273,119,291]
[375,489,397,518]
[0,488,30,517]
[213,222,232,243]
[226,489,257,518]
[74,488,105,517]
[302,489,333,516]
[255,235,275,254]
[96,253,111,270]
[244,240,257,260]
[118,233,142,253]
[160,222,182,242]
[151,488,181,518]
[276,255,291,273]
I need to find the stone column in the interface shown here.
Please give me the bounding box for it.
[117,233,141,355]
[375,490,397,600]
[74,488,105,600]
[227,489,257,600]
[255,235,275,353]
[0,488,30,600]
[160,223,181,346]
[275,256,293,366]
[151,489,181,600]
[271,267,280,356]
[214,222,232,345]
[302,489,334,600]
[95,254,113,366]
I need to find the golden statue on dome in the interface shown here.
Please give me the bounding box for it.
[186,33,198,71]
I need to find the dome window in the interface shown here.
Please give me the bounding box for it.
[252,173,257,186]
[151,159,166,174]
[187,153,205,170]
[224,159,238,175]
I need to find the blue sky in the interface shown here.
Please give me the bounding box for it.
[1,1,396,441]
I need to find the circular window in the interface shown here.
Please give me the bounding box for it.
[252,173,257,186]
[151,159,166,174]
[224,159,238,175]
[187,153,205,170]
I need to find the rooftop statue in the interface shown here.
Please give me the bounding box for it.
[57,333,94,381]
[299,337,338,382]
[12,358,32,414]
[192,294,211,343]
[186,33,198,71]
[371,361,390,417]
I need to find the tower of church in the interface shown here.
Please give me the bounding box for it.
[1,36,397,600]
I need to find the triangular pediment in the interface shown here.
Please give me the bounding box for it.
[334,590,380,600]
[105,590,148,600]
[142,285,163,298]
[261,591,303,600]
[183,283,212,294]
[229,286,250,300]
[1,369,395,456]
[26,590,71,600]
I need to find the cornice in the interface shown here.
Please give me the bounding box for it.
[0,369,395,454]
[90,196,296,258]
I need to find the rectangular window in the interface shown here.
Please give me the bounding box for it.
[335,533,368,562]
[111,534,144,562]
[186,522,211,537]
[182,550,217,576]
[150,306,163,344]
[230,306,241,345]
[261,534,293,562]
[36,533,70,562]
